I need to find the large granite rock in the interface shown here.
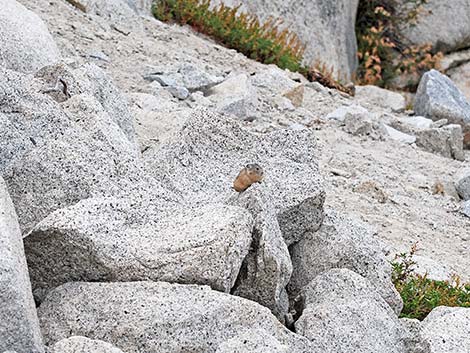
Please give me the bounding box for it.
[144,109,324,319]
[36,62,138,144]
[414,70,470,146]
[50,337,125,353]
[0,177,44,353]
[0,0,60,73]
[288,209,403,315]
[420,306,470,353]
[38,281,323,353]
[145,108,325,246]
[211,0,359,80]
[0,64,152,233]
[399,0,470,53]
[25,197,253,301]
[295,269,407,353]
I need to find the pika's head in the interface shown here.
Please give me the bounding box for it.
[245,163,264,180]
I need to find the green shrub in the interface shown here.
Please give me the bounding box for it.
[392,244,470,320]
[153,0,305,72]
[355,0,442,90]
[152,0,354,95]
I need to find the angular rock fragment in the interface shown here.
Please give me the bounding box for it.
[414,70,470,146]
[288,210,403,314]
[415,124,465,161]
[207,74,259,119]
[295,269,406,353]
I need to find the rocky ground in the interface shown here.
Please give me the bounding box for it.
[1,0,470,352]
[19,0,470,278]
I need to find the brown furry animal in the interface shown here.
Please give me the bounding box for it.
[233,163,264,192]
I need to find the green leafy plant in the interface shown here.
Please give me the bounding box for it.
[153,0,305,72]
[152,0,354,95]
[355,0,442,90]
[392,244,470,320]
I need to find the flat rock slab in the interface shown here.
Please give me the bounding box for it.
[38,281,323,353]
[25,198,253,300]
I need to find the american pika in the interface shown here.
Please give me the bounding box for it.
[233,163,264,192]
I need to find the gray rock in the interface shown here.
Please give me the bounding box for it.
[271,95,296,112]
[166,85,190,100]
[250,66,299,96]
[132,108,191,151]
[211,0,359,80]
[0,0,60,73]
[0,177,44,353]
[295,269,406,353]
[144,109,324,318]
[400,318,430,353]
[228,189,292,322]
[421,306,470,353]
[216,329,288,353]
[403,116,434,130]
[146,63,224,92]
[415,124,465,161]
[455,169,470,200]
[34,62,137,144]
[25,198,253,300]
[325,104,370,123]
[0,64,151,232]
[38,282,323,353]
[127,91,176,112]
[288,210,403,315]
[414,70,470,146]
[431,119,450,129]
[399,0,470,53]
[355,85,406,113]
[207,74,259,119]
[50,337,125,353]
[343,112,387,140]
[383,124,416,144]
[145,108,325,246]
[462,200,470,218]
